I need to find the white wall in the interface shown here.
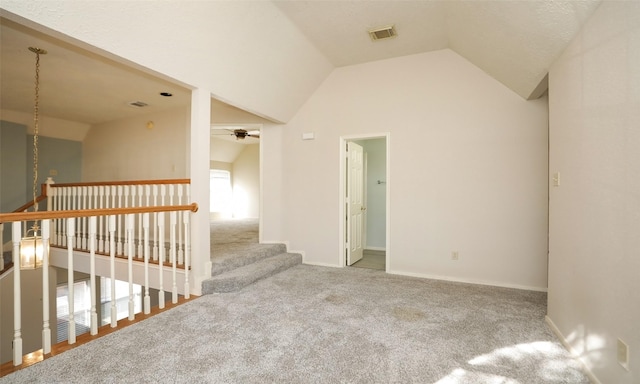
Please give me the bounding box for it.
[232,144,260,219]
[547,2,640,383]
[210,137,246,164]
[82,107,188,181]
[263,49,549,290]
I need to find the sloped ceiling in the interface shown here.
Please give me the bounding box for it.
[273,0,602,99]
[1,0,603,134]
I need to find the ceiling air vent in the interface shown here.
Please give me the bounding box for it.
[368,25,397,41]
[128,101,148,108]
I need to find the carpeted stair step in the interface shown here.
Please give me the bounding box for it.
[211,243,287,277]
[202,252,301,294]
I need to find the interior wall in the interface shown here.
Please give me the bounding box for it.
[82,107,188,181]
[26,134,82,198]
[263,49,549,290]
[0,268,52,365]
[232,144,259,219]
[547,2,640,383]
[0,121,26,246]
[356,139,386,250]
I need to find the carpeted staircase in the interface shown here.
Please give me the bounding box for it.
[201,219,301,294]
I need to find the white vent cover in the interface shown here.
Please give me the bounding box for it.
[128,101,148,108]
[368,25,397,41]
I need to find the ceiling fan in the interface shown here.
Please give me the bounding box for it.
[212,128,260,140]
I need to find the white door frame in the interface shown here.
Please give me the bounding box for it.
[339,133,390,271]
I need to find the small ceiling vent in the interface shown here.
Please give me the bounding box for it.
[368,25,397,41]
[128,101,148,108]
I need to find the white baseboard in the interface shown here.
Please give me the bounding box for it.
[386,269,548,292]
[302,260,341,268]
[545,316,602,384]
[364,246,386,252]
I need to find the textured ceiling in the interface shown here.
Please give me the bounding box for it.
[1,0,603,133]
[274,0,602,99]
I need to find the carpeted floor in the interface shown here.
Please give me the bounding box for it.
[2,264,588,383]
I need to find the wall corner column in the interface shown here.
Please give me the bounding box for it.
[189,88,211,296]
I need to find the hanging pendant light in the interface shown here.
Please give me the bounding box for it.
[20,47,48,270]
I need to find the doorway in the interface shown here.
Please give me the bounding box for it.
[340,134,389,271]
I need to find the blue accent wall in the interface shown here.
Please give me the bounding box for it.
[1,120,82,245]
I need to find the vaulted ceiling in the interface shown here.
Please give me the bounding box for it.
[274,0,601,99]
[1,0,602,134]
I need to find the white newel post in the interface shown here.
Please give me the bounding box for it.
[109,215,117,327]
[67,219,76,345]
[158,212,165,309]
[89,216,98,335]
[41,219,52,354]
[12,222,22,366]
[143,213,151,314]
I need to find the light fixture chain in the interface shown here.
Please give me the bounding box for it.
[32,50,41,212]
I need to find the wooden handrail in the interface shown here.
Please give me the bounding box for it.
[50,179,190,188]
[12,195,47,213]
[12,184,49,212]
[0,203,198,223]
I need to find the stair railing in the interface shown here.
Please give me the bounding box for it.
[0,202,198,367]
[0,180,198,366]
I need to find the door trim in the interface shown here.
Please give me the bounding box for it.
[339,133,390,271]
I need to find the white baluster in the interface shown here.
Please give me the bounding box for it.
[104,186,112,254]
[12,222,23,366]
[137,185,144,258]
[170,211,178,304]
[109,215,117,328]
[183,211,190,299]
[128,185,134,258]
[177,185,184,265]
[98,186,105,253]
[61,187,67,247]
[143,213,151,314]
[72,186,78,249]
[67,218,76,344]
[89,216,98,335]
[158,212,165,309]
[41,220,52,353]
[160,185,166,263]
[0,224,3,271]
[82,186,89,249]
[117,185,123,255]
[126,214,135,321]
[152,185,159,261]
[50,187,58,246]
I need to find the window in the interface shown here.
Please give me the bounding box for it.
[210,169,232,218]
[56,280,91,343]
[100,277,142,326]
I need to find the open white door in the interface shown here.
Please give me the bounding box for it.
[346,141,364,265]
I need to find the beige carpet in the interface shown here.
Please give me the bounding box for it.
[3,264,588,383]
